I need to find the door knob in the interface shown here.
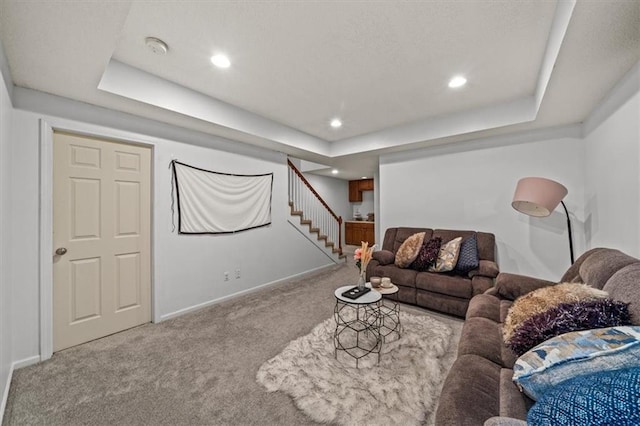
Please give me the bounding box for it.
[55,247,67,256]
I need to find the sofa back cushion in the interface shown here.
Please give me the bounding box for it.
[603,263,640,325]
[382,227,496,263]
[382,227,434,253]
[579,249,638,290]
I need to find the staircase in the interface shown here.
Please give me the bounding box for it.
[287,160,345,263]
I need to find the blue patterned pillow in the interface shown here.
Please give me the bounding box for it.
[454,233,479,274]
[513,326,640,401]
[527,367,640,425]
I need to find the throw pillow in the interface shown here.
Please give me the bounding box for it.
[527,367,640,425]
[512,326,640,401]
[394,232,426,268]
[372,249,395,266]
[502,283,608,343]
[410,237,442,271]
[428,237,462,272]
[454,233,479,274]
[506,299,631,355]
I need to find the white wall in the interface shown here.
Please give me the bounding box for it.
[8,88,334,363]
[352,190,374,220]
[0,44,13,420]
[584,71,640,256]
[379,127,586,280]
[302,173,350,246]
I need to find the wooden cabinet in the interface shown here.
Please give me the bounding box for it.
[345,222,375,245]
[348,179,373,202]
[349,180,362,202]
[359,179,374,191]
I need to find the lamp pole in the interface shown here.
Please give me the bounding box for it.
[560,201,575,264]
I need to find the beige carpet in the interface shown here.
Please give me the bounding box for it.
[3,255,462,425]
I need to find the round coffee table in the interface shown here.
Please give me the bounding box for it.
[333,284,382,367]
[374,284,402,341]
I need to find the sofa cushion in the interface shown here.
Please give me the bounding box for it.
[503,283,608,343]
[372,249,395,265]
[579,248,638,290]
[416,271,472,299]
[466,293,501,321]
[507,299,631,356]
[512,326,640,401]
[457,317,504,366]
[455,233,479,274]
[429,237,462,272]
[499,369,532,419]
[394,232,425,268]
[369,264,418,288]
[389,227,433,253]
[603,263,640,325]
[527,367,640,425]
[435,354,501,426]
[416,291,469,318]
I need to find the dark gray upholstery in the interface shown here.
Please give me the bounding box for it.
[436,248,640,425]
[367,227,498,317]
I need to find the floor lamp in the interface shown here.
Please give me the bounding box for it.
[512,177,575,264]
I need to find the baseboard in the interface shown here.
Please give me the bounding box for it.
[1,355,39,423]
[160,263,337,321]
[0,364,12,425]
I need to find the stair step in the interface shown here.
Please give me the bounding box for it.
[309,227,321,234]
[300,219,312,225]
[325,241,335,248]
[317,235,327,241]
[291,210,303,216]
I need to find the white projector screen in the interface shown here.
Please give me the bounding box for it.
[172,161,273,234]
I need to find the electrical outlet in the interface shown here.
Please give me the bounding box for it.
[235,269,241,279]
[224,271,230,281]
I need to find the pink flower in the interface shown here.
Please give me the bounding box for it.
[354,248,362,260]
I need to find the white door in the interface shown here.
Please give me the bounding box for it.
[53,131,151,352]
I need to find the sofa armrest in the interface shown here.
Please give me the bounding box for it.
[494,272,555,300]
[365,259,380,280]
[469,260,500,279]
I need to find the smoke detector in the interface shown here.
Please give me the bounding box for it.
[145,37,168,55]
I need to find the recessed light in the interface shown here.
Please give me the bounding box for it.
[330,118,342,129]
[211,54,231,69]
[361,176,367,179]
[331,169,339,175]
[448,76,467,88]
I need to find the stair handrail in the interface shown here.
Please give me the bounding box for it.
[287,159,343,255]
[287,160,342,223]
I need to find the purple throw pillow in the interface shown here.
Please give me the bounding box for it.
[506,299,631,356]
[410,237,442,271]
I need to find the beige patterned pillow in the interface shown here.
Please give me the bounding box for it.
[428,237,463,272]
[394,232,426,268]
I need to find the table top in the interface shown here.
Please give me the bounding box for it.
[335,284,382,304]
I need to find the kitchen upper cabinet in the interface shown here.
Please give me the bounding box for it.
[359,179,374,191]
[348,179,373,202]
[349,180,362,202]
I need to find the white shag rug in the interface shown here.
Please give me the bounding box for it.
[256,312,453,425]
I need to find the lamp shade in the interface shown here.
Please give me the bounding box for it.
[512,177,568,217]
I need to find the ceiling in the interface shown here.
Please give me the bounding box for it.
[1,0,639,179]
